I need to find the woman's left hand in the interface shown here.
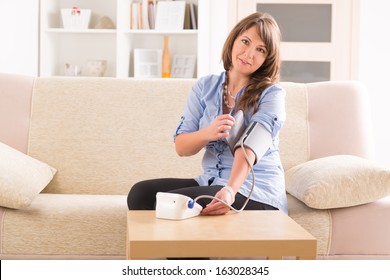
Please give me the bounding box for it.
[201,187,235,215]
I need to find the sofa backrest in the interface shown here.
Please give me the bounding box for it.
[278,82,310,170]
[0,74,375,195]
[27,77,203,195]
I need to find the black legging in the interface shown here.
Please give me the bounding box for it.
[127,178,277,211]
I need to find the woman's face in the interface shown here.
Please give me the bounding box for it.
[231,25,267,76]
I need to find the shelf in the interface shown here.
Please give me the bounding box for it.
[40,0,206,79]
[45,28,117,34]
[122,30,198,35]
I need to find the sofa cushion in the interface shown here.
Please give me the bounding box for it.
[0,142,56,209]
[0,194,127,259]
[285,155,390,209]
[287,194,331,255]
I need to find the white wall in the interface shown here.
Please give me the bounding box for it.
[358,0,390,167]
[0,0,39,76]
[198,0,233,76]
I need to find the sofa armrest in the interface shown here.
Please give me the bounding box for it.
[0,73,35,153]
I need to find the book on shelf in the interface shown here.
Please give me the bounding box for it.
[138,2,143,29]
[184,3,191,29]
[130,1,139,29]
[141,0,150,29]
[190,0,197,30]
[130,0,196,31]
[148,0,156,29]
[130,0,152,29]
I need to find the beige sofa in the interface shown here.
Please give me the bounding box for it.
[1,73,390,260]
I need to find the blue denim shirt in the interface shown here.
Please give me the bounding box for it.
[174,72,288,213]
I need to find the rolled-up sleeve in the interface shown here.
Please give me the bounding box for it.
[250,84,286,138]
[174,78,206,141]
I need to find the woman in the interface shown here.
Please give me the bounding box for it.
[127,12,287,215]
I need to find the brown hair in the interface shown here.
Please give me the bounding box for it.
[221,12,281,113]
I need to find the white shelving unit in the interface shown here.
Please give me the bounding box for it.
[39,0,205,78]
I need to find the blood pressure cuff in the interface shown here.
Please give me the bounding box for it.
[233,121,272,165]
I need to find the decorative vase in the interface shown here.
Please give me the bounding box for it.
[162,36,171,78]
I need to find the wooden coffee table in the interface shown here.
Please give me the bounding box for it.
[126,210,316,260]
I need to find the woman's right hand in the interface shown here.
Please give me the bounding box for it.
[205,114,236,141]
[175,114,235,156]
